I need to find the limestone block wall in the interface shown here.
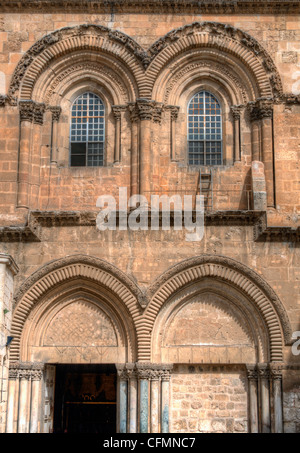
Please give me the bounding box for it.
[170,365,248,433]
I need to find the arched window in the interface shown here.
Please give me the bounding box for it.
[70,92,105,167]
[188,91,222,166]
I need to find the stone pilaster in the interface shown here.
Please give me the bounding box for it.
[0,255,18,434]
[269,363,284,433]
[246,364,259,433]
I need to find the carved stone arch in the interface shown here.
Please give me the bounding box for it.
[10,255,145,362]
[138,255,291,363]
[144,22,283,100]
[35,51,134,105]
[153,49,255,106]
[8,24,145,103]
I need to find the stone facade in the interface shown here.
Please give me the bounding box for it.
[0,0,299,434]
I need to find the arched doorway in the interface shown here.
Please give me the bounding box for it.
[6,256,141,433]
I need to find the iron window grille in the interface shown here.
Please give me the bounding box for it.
[188,91,222,166]
[70,92,105,167]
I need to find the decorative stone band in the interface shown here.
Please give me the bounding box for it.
[19,100,46,124]
[116,363,173,381]
[8,362,44,381]
[246,363,283,381]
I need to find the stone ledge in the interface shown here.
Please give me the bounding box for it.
[0,225,41,242]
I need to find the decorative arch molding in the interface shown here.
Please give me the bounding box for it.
[145,21,283,100]
[153,50,255,106]
[35,52,135,105]
[139,255,291,363]
[10,254,145,362]
[7,22,282,104]
[8,24,146,103]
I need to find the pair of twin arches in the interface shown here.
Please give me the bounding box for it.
[10,254,291,367]
[9,21,282,107]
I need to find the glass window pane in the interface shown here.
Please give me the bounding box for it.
[70,92,105,166]
[188,90,222,166]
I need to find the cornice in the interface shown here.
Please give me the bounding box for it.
[0,1,299,14]
[0,211,297,243]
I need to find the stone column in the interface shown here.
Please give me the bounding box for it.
[29,364,44,433]
[18,363,32,433]
[161,365,172,433]
[17,101,45,209]
[150,369,160,433]
[136,364,151,433]
[126,364,138,433]
[231,105,243,162]
[128,103,140,198]
[249,99,274,207]
[257,363,271,433]
[168,106,179,161]
[112,105,126,163]
[6,364,19,433]
[246,364,259,433]
[270,363,284,433]
[0,254,18,433]
[136,99,155,201]
[49,106,61,164]
[116,364,128,433]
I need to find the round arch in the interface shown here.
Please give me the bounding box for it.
[137,255,291,363]
[7,24,145,103]
[146,21,282,101]
[10,255,145,363]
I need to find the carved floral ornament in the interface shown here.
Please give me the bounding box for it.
[5,21,286,108]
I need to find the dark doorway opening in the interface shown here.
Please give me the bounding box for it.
[53,364,117,433]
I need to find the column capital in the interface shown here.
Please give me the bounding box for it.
[116,364,129,380]
[49,105,61,122]
[128,102,140,123]
[246,364,258,380]
[269,363,284,380]
[257,363,270,379]
[248,98,273,121]
[230,104,244,120]
[166,105,180,121]
[19,100,45,124]
[112,105,127,120]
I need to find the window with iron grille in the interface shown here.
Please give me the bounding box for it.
[70,92,105,167]
[188,91,222,166]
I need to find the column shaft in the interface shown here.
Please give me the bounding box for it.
[139,379,149,433]
[150,378,159,433]
[161,379,170,433]
[247,366,259,433]
[18,376,29,433]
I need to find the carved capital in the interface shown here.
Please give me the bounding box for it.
[116,364,128,380]
[112,105,127,120]
[128,102,140,123]
[19,100,45,124]
[257,363,270,380]
[136,99,156,121]
[230,104,243,120]
[246,364,258,381]
[8,362,20,380]
[249,99,273,121]
[0,95,6,107]
[49,106,61,122]
[152,102,164,124]
[167,105,180,121]
[269,363,283,381]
